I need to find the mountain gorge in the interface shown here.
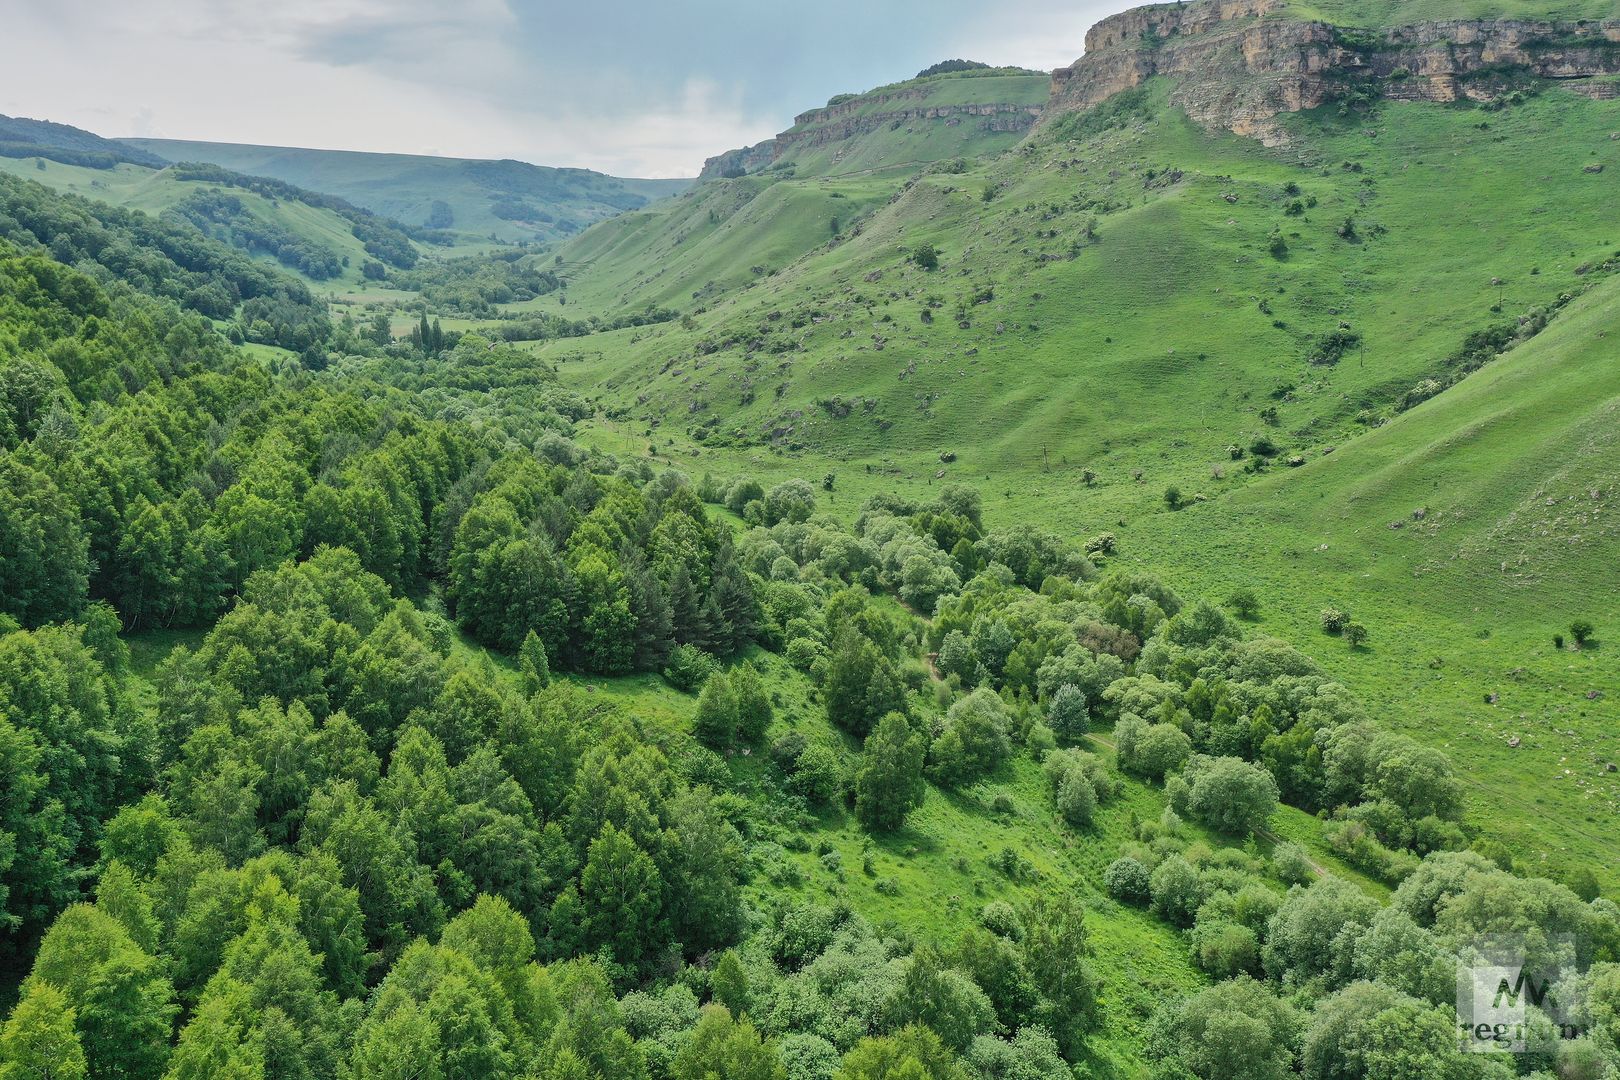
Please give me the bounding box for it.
[2,3,1620,1079]
[536,0,1620,881]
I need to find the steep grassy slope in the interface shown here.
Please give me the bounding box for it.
[545,175,898,312]
[122,139,691,245]
[1137,269,1620,881]
[526,78,1620,880]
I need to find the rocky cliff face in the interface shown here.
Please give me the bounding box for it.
[1050,0,1620,144]
[699,140,777,181]
[700,82,1044,178]
[777,94,1042,156]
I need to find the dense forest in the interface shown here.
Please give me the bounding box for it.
[2,130,1620,1080]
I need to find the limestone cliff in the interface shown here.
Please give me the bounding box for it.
[775,88,1043,156]
[1049,0,1620,145]
[699,140,777,180]
[700,73,1047,178]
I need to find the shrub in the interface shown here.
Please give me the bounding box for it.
[693,672,740,749]
[723,477,764,515]
[664,644,719,693]
[763,479,816,525]
[1025,721,1057,757]
[1320,607,1351,634]
[929,687,1012,787]
[1272,842,1315,885]
[1226,587,1261,620]
[1571,619,1595,648]
[1122,723,1192,781]
[1055,768,1098,828]
[1104,857,1152,904]
[979,900,1025,940]
[1163,485,1184,511]
[788,743,845,805]
[1149,856,1204,927]
[1343,622,1368,648]
[1192,919,1261,978]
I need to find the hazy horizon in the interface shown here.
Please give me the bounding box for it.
[8,0,1121,178]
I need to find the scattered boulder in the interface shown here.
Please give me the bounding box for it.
[1507,736,1521,748]
[1585,163,1605,173]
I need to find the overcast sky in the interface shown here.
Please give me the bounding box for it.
[8,0,1123,178]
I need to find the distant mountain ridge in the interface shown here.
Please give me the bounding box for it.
[122,138,692,244]
[0,113,167,169]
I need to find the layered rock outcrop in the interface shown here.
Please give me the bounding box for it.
[699,140,777,180]
[1049,0,1620,144]
[775,88,1042,156]
[700,80,1045,178]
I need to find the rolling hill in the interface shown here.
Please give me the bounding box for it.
[0,112,165,169]
[121,138,693,245]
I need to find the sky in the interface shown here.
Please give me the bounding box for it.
[7,0,1123,178]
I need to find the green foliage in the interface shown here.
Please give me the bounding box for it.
[1150,976,1300,1080]
[693,672,741,750]
[1104,857,1152,904]
[1180,755,1280,837]
[855,713,928,833]
[731,663,774,745]
[825,629,907,737]
[672,1005,784,1080]
[0,981,87,1080]
[928,688,1011,788]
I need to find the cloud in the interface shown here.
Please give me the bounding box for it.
[7,0,1127,177]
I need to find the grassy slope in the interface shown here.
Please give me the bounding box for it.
[1283,0,1620,24]
[545,175,898,312]
[0,156,401,290]
[1136,270,1620,882]
[524,80,1620,881]
[121,138,691,245]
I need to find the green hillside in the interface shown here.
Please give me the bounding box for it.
[0,112,165,169]
[528,76,1620,878]
[10,3,1620,1079]
[122,138,692,245]
[1140,268,1620,878]
[0,156,418,289]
